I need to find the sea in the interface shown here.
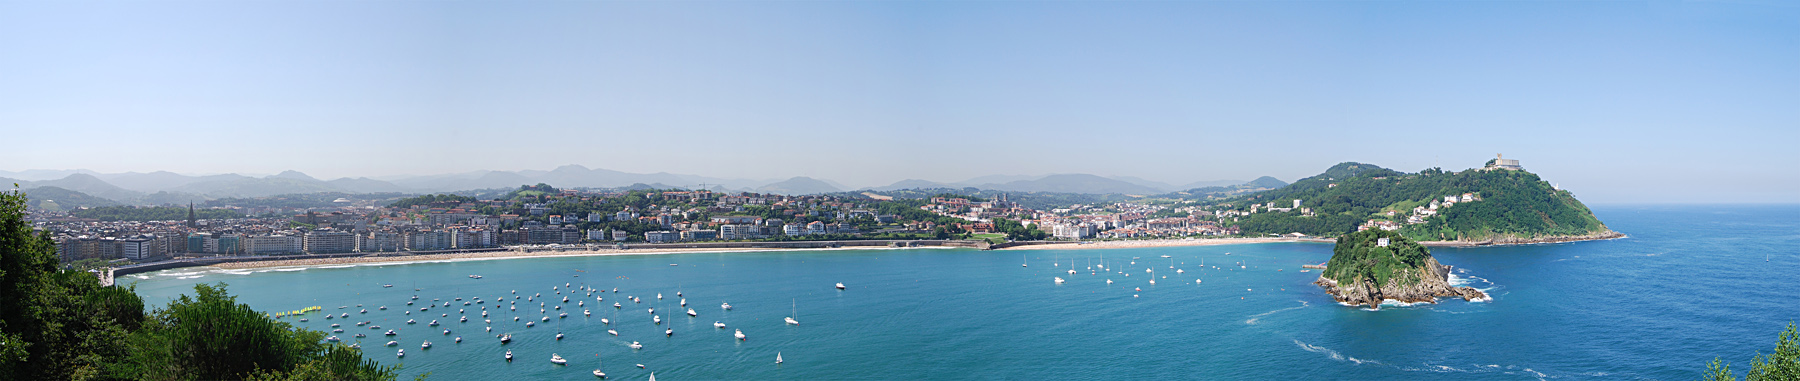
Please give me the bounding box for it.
[126,205,1799,380]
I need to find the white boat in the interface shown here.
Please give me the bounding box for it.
[714,321,726,329]
[686,308,697,317]
[1022,254,1028,267]
[601,318,610,325]
[608,329,618,336]
[1054,277,1065,284]
[500,334,511,343]
[653,315,661,324]
[442,329,450,335]
[505,350,513,361]
[836,282,846,290]
[421,341,432,349]
[594,369,606,378]
[542,316,551,322]
[385,340,398,346]
[584,309,591,316]
[734,329,746,340]
[614,303,622,308]
[428,320,438,326]
[385,330,396,336]
[556,332,565,340]
[526,322,535,327]
[785,299,799,325]
[454,336,462,343]
[679,299,686,307]
[648,308,655,315]
[325,336,339,342]
[776,352,783,364]
[1106,279,1113,284]
[649,372,656,381]
[460,316,467,322]
[628,341,642,350]
[560,313,568,318]
[721,302,732,310]
[657,293,662,300]
[665,328,672,336]
[551,353,567,365]
[396,349,404,357]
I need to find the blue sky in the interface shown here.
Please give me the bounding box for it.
[1,0,1794,203]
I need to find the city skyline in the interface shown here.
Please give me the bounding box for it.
[3,1,1795,203]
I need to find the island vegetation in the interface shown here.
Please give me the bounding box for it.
[1313,230,1486,307]
[0,190,396,380]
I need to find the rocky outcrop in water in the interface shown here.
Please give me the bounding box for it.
[1315,230,1488,308]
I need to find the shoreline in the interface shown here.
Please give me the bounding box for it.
[996,237,1326,251]
[138,231,1627,273]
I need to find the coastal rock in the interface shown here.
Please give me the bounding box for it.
[1315,230,1488,308]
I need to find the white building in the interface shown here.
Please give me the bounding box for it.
[245,235,303,255]
[303,230,357,254]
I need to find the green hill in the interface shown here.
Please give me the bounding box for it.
[1225,161,1613,242]
[1315,230,1487,307]
[18,186,120,211]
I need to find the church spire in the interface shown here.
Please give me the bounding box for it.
[187,202,196,228]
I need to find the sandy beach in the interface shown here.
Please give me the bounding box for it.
[208,247,806,270]
[196,238,1331,271]
[998,237,1331,250]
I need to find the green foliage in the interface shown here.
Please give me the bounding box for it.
[387,194,478,209]
[70,206,242,222]
[19,186,120,210]
[0,190,396,381]
[1321,230,1433,288]
[1703,322,1800,381]
[1220,162,1606,240]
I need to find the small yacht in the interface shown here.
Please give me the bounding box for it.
[385,330,397,336]
[593,369,606,378]
[653,315,661,324]
[378,306,386,310]
[679,299,686,307]
[560,312,568,318]
[526,322,535,327]
[614,303,622,309]
[628,341,642,350]
[500,334,512,343]
[542,316,551,322]
[385,340,398,346]
[396,349,404,357]
[406,319,416,325]
[354,333,366,338]
[429,320,438,326]
[421,341,431,349]
[505,350,513,361]
[442,329,451,335]
[1054,277,1065,284]
[556,332,565,340]
[325,336,340,342]
[776,352,783,364]
[584,309,591,316]
[721,302,732,310]
[608,329,618,336]
[714,321,726,329]
[454,336,462,343]
[657,293,663,300]
[333,329,344,333]
[349,343,360,349]
[836,282,846,290]
[664,328,672,336]
[601,318,610,325]
[460,316,467,322]
[734,329,746,340]
[648,308,655,315]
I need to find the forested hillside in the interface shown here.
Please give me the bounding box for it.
[1225,162,1610,241]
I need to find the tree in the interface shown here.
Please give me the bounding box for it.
[1704,322,1800,381]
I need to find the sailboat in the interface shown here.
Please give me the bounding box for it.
[785,299,799,325]
[1022,254,1028,267]
[592,350,607,378]
[776,352,784,364]
[648,372,656,381]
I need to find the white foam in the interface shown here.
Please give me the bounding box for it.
[176,275,205,280]
[1245,301,1309,325]
[1293,339,1377,365]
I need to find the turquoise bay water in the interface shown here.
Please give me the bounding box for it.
[128,205,1799,380]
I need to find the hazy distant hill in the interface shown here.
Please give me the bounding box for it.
[871,179,953,191]
[18,186,119,211]
[1178,179,1248,189]
[756,177,843,195]
[979,174,1164,195]
[1245,176,1289,189]
[30,174,144,201]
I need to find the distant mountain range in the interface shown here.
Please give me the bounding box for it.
[1,166,1279,204]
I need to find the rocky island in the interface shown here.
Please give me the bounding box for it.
[1314,230,1488,308]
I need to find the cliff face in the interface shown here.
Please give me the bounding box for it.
[1316,230,1488,308]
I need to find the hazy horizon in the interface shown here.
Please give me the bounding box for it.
[3,1,1795,203]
